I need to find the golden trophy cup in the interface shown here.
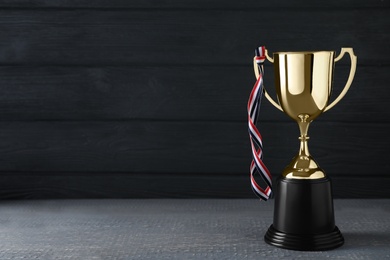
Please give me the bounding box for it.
[255,48,357,250]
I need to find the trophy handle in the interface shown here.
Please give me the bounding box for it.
[265,49,274,63]
[253,50,283,112]
[324,48,357,112]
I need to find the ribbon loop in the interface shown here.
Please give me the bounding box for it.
[247,45,272,201]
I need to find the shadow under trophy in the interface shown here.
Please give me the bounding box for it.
[255,48,357,250]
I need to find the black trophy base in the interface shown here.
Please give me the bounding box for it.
[265,225,344,251]
[264,176,344,251]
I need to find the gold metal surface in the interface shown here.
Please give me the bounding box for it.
[254,48,357,179]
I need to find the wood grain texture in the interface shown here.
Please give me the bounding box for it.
[0,9,387,66]
[0,0,388,198]
[0,65,387,122]
[0,0,388,9]
[0,174,389,199]
[0,121,386,175]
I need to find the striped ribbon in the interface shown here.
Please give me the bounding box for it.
[247,46,272,201]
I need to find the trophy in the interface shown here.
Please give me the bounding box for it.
[253,48,357,250]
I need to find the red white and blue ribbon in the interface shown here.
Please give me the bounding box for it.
[248,46,272,201]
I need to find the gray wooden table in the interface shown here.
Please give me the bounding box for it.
[0,199,388,259]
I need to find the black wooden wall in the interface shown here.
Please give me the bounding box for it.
[0,0,389,198]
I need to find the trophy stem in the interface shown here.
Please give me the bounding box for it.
[297,114,311,158]
[282,114,325,179]
[297,114,310,139]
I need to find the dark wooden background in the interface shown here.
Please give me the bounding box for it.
[0,0,388,199]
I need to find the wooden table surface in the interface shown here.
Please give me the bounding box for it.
[0,199,389,259]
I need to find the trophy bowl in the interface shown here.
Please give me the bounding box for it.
[274,51,335,179]
[252,48,357,250]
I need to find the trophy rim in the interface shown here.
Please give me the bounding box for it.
[273,50,335,55]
